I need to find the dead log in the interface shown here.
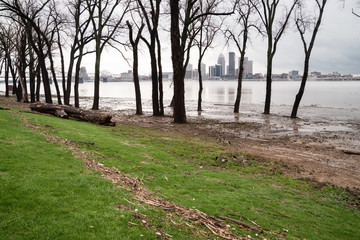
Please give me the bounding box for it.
[30,103,115,126]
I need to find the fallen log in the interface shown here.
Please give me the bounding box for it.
[30,103,115,126]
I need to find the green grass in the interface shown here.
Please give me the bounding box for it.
[1,108,359,239]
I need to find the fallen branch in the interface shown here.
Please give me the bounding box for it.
[69,140,95,146]
[216,215,260,233]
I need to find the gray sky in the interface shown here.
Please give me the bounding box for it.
[82,0,360,76]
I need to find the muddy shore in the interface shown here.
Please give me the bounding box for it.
[1,95,359,192]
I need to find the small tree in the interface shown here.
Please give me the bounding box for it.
[127,20,145,115]
[291,0,327,118]
[225,0,258,113]
[193,4,222,112]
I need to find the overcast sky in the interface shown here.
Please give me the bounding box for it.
[81,0,360,76]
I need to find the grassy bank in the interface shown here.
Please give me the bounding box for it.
[0,107,359,239]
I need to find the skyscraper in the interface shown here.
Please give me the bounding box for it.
[215,64,222,77]
[242,57,253,77]
[200,63,206,77]
[229,52,235,77]
[217,53,226,76]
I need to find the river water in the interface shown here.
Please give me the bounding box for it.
[37,79,360,108]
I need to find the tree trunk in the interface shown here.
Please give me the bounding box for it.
[28,43,36,103]
[197,60,203,111]
[57,34,67,105]
[234,52,245,113]
[150,48,160,116]
[156,34,164,116]
[65,48,76,105]
[291,55,310,118]
[9,59,17,96]
[4,60,9,97]
[48,50,62,105]
[15,64,29,103]
[133,45,143,115]
[36,64,41,102]
[170,0,186,123]
[264,41,273,114]
[74,48,84,108]
[92,47,101,110]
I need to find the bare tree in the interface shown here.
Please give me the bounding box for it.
[225,0,258,113]
[291,0,327,118]
[127,20,145,115]
[250,0,299,114]
[170,0,234,123]
[86,0,130,110]
[0,21,17,97]
[136,0,164,116]
[60,0,94,106]
[193,4,222,112]
[0,0,55,103]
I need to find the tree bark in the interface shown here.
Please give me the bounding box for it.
[197,60,203,111]
[15,64,29,103]
[4,60,9,97]
[74,48,84,108]
[264,39,273,114]
[171,0,186,123]
[234,52,245,113]
[156,34,164,115]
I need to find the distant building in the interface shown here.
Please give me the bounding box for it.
[289,70,299,78]
[185,63,193,79]
[242,57,253,77]
[311,71,321,77]
[215,64,222,77]
[217,53,226,76]
[228,52,236,77]
[200,63,206,77]
[121,70,133,81]
[209,66,216,77]
[79,67,89,82]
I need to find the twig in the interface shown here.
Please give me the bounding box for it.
[216,215,260,233]
[69,139,95,145]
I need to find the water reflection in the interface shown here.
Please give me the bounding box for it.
[6,79,359,109]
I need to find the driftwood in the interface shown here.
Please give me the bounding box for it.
[30,103,115,126]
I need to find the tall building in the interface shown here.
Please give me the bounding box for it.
[200,63,206,77]
[242,57,253,77]
[215,64,222,77]
[209,66,216,77]
[217,53,226,76]
[228,52,235,77]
